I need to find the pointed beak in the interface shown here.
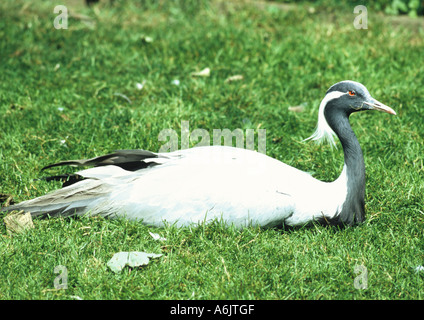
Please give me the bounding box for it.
[363,99,396,115]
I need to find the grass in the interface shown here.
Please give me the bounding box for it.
[0,0,424,300]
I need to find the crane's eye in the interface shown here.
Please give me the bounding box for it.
[348,90,356,96]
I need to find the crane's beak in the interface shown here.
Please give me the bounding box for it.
[363,99,396,115]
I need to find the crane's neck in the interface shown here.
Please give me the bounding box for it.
[325,109,366,225]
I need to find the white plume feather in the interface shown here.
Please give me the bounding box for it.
[304,90,346,148]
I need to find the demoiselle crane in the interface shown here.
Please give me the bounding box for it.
[1,81,396,228]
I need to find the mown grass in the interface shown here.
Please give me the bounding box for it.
[0,0,423,300]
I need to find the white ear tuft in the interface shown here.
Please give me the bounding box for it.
[303,91,346,148]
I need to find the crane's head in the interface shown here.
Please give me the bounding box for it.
[305,80,396,147]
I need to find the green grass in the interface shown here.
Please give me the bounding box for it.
[1,0,424,300]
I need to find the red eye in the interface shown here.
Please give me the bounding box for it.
[348,90,356,96]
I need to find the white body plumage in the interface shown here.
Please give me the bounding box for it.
[69,146,348,227]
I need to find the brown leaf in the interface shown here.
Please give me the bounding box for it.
[4,211,34,236]
[225,75,244,83]
[288,105,305,113]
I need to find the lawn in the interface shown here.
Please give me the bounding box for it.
[0,0,423,300]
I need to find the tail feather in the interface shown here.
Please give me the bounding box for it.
[1,179,112,218]
[2,149,168,219]
[41,149,163,172]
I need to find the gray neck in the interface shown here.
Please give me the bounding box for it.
[325,109,366,225]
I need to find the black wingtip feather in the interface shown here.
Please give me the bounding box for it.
[41,149,163,172]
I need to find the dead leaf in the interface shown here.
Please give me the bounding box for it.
[288,105,305,113]
[288,103,307,113]
[191,67,210,77]
[224,75,243,83]
[60,114,71,121]
[4,211,34,235]
[149,231,167,241]
[107,251,163,273]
